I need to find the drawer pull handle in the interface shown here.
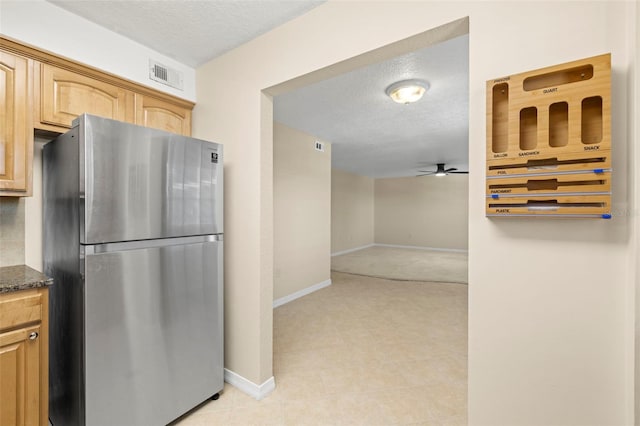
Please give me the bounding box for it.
[29,332,39,340]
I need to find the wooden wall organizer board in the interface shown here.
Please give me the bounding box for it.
[486,53,612,218]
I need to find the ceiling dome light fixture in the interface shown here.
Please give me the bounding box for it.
[385,79,430,104]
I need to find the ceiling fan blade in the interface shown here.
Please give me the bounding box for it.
[416,163,468,176]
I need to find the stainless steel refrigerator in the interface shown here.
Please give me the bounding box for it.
[43,114,224,426]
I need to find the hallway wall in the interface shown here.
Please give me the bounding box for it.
[274,123,331,301]
[331,169,374,253]
[374,175,468,250]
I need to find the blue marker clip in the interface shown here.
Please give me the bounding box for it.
[491,194,499,199]
[593,168,604,174]
[602,213,612,219]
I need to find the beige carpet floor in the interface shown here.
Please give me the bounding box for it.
[332,246,468,284]
[174,271,468,425]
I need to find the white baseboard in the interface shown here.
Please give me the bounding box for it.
[273,279,331,308]
[224,368,276,400]
[374,243,468,253]
[331,243,374,257]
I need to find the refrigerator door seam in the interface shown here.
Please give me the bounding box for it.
[83,234,223,254]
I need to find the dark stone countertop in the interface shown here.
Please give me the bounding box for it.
[0,265,53,294]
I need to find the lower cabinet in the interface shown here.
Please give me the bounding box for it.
[0,288,48,426]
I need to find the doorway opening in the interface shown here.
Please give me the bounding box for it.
[267,16,469,424]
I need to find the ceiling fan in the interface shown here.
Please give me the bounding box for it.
[417,163,469,177]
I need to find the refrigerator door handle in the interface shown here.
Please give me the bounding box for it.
[84,234,223,254]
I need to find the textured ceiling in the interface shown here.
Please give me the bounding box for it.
[274,34,469,178]
[46,0,468,179]
[46,0,326,67]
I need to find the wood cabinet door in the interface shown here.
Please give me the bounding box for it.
[0,52,32,195]
[39,64,134,129]
[0,324,41,426]
[135,94,192,136]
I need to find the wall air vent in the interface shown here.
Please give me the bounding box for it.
[149,60,184,90]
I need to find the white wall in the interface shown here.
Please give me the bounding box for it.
[374,175,468,250]
[24,139,47,271]
[331,171,467,253]
[468,3,632,424]
[273,122,331,301]
[331,169,374,254]
[195,1,636,423]
[0,0,196,101]
[0,198,25,266]
[633,2,640,423]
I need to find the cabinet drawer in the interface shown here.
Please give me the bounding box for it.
[0,290,42,331]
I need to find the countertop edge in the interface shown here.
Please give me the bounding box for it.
[0,265,54,294]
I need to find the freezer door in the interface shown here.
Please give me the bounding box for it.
[83,237,223,426]
[80,114,223,243]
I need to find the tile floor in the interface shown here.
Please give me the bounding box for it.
[174,271,467,425]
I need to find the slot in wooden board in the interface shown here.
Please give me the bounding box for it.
[486,171,611,197]
[486,53,611,161]
[0,290,42,331]
[487,150,611,177]
[486,194,611,216]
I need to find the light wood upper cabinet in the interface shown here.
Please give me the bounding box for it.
[0,288,48,426]
[36,63,193,136]
[0,51,33,196]
[37,63,135,131]
[135,94,192,136]
[0,36,195,197]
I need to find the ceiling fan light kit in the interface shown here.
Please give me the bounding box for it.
[485,53,612,218]
[385,79,430,104]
